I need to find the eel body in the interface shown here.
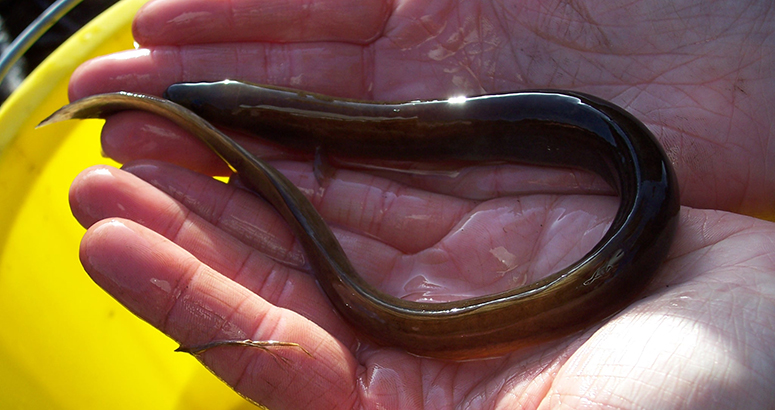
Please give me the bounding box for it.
[40,82,679,359]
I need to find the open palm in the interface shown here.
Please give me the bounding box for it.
[68,0,775,408]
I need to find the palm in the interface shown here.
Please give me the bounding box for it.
[69,0,775,408]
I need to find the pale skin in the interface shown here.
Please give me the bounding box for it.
[67,0,775,409]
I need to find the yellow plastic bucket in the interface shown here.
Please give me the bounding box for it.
[0,1,250,408]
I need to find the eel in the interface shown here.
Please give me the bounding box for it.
[40,81,679,359]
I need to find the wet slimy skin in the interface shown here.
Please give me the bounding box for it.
[41,82,679,359]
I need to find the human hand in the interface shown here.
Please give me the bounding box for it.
[68,0,775,408]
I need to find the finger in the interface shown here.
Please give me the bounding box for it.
[121,158,475,255]
[133,0,391,45]
[70,164,356,340]
[118,160,466,293]
[80,218,359,409]
[99,111,304,176]
[101,111,230,176]
[68,43,369,100]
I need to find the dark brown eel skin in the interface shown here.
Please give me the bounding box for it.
[40,81,679,359]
